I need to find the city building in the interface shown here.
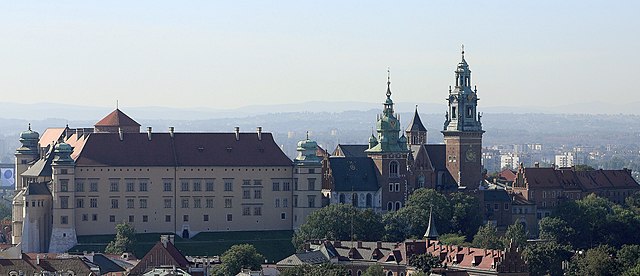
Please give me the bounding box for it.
[12,110,323,253]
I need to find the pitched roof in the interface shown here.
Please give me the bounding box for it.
[521,167,640,191]
[74,132,292,167]
[406,108,427,132]
[25,182,51,196]
[333,144,369,158]
[0,254,93,275]
[482,189,511,202]
[328,157,379,192]
[130,240,189,275]
[94,109,141,127]
[39,128,65,147]
[423,144,447,171]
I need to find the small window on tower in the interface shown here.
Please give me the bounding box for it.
[451,107,457,118]
[467,106,473,117]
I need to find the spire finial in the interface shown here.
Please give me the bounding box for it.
[306,131,309,140]
[386,67,391,98]
[28,123,31,131]
[116,100,119,110]
[461,44,465,58]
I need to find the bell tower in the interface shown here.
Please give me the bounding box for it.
[442,46,484,188]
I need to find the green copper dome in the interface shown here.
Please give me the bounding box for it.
[53,141,74,164]
[17,124,40,155]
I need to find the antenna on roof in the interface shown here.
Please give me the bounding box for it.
[116,100,119,110]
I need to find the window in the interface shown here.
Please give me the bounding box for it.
[275,198,280,208]
[181,198,189,208]
[395,183,400,192]
[467,106,473,117]
[110,215,116,222]
[61,216,68,224]
[206,180,214,191]
[75,182,84,192]
[143,215,148,222]
[243,207,251,216]
[181,181,189,191]
[60,180,68,192]
[129,215,134,223]
[164,181,172,192]
[308,178,316,190]
[60,196,69,209]
[76,198,84,208]
[225,198,232,208]
[204,214,209,221]
[90,198,97,208]
[193,181,201,191]
[126,198,134,209]
[140,199,148,209]
[294,179,298,191]
[293,195,298,207]
[243,179,251,186]
[126,181,135,192]
[504,203,509,210]
[366,193,373,208]
[90,181,98,192]
[111,199,119,209]
[308,195,316,208]
[452,106,457,118]
[389,183,394,192]
[494,203,499,211]
[165,215,171,222]
[339,194,345,204]
[164,198,172,208]
[352,193,358,207]
[254,189,262,199]
[387,202,393,211]
[224,180,233,191]
[395,201,401,211]
[110,181,119,192]
[281,213,286,220]
[226,214,233,221]
[283,181,290,191]
[206,198,214,208]
[183,215,189,222]
[82,214,88,221]
[543,191,546,198]
[309,168,315,174]
[272,182,280,191]
[254,207,262,216]
[92,214,97,221]
[389,161,399,177]
[243,189,251,199]
[254,180,262,186]
[194,198,201,208]
[61,169,68,174]
[283,198,288,208]
[139,180,148,192]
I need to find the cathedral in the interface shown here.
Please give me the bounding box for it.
[322,49,484,210]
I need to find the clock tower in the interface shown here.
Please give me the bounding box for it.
[442,47,484,188]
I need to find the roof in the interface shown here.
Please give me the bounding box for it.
[94,109,141,127]
[39,128,65,147]
[498,169,517,182]
[91,254,126,274]
[74,132,292,167]
[0,254,93,275]
[333,144,369,158]
[520,166,640,191]
[22,156,53,177]
[406,109,427,132]
[328,157,379,192]
[130,240,189,275]
[482,189,511,202]
[423,144,447,171]
[25,182,51,196]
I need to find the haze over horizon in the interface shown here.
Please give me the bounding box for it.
[2,1,638,111]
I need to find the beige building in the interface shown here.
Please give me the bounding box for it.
[12,109,323,253]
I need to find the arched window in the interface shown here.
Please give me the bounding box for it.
[339,194,345,204]
[395,201,401,211]
[357,270,362,276]
[366,193,372,208]
[387,202,393,211]
[389,161,399,177]
[387,271,394,276]
[352,193,358,207]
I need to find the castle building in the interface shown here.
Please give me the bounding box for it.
[12,109,323,253]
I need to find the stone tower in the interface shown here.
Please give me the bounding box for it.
[406,106,428,146]
[365,71,411,211]
[15,124,40,190]
[48,140,78,253]
[292,132,322,229]
[442,47,484,188]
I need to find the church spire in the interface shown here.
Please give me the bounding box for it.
[424,207,439,239]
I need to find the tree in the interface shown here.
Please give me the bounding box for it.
[383,188,451,241]
[280,263,348,276]
[0,204,11,221]
[212,244,264,276]
[438,233,467,246]
[567,245,621,276]
[502,221,527,248]
[293,204,384,248]
[449,192,483,239]
[408,253,441,274]
[362,264,384,276]
[472,224,500,249]
[538,217,575,245]
[104,222,136,254]
[617,244,640,273]
[522,241,572,276]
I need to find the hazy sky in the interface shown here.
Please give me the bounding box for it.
[1,1,638,110]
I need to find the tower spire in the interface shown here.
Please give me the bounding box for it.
[461,44,465,60]
[386,67,391,98]
[424,206,439,239]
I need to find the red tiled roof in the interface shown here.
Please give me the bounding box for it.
[39,128,65,146]
[521,167,640,191]
[94,109,141,127]
[129,241,189,275]
[426,241,502,271]
[498,169,516,182]
[74,132,292,167]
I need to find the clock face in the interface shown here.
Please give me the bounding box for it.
[348,161,356,171]
[465,149,477,162]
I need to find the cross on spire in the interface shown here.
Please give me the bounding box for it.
[386,67,392,98]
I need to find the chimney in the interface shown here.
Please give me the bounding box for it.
[118,127,123,141]
[161,235,168,248]
[357,241,362,248]
[169,235,175,244]
[234,127,240,141]
[257,126,262,141]
[169,127,175,138]
[534,162,540,168]
[147,127,152,141]
[333,241,341,247]
[376,241,382,249]
[303,243,311,251]
[37,254,40,265]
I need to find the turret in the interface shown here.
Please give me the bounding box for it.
[48,140,78,253]
[293,132,322,229]
[365,69,408,154]
[15,124,40,190]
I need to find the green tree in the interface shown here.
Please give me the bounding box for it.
[0,204,11,220]
[438,233,468,246]
[522,241,572,276]
[212,244,264,276]
[617,244,640,273]
[383,188,451,241]
[622,263,640,276]
[293,204,384,248]
[280,263,348,276]
[104,222,136,254]
[449,192,483,239]
[567,245,621,276]
[362,264,384,276]
[625,191,640,213]
[472,224,500,249]
[408,253,441,274]
[538,217,575,245]
[502,221,527,248]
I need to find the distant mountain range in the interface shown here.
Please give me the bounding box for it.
[1,100,639,122]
